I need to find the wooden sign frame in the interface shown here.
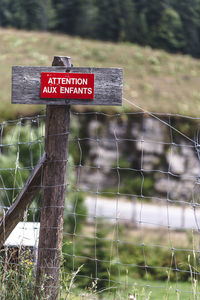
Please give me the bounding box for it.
[12,66,123,106]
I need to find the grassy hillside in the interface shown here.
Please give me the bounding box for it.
[1,28,200,120]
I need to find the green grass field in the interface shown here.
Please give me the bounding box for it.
[1,27,200,120]
[61,278,199,299]
[59,226,200,299]
[115,278,198,300]
[113,280,197,300]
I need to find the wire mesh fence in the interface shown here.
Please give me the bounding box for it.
[1,102,200,299]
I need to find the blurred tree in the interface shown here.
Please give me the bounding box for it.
[39,0,55,31]
[133,0,165,45]
[18,0,41,30]
[77,0,98,38]
[0,0,24,28]
[172,0,200,57]
[152,7,185,52]
[1,0,200,57]
[140,0,168,46]
[95,0,121,41]
[119,0,136,42]
[0,0,54,30]
[145,0,167,28]
[55,0,85,35]
[96,0,135,42]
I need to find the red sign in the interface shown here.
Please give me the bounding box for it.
[41,72,94,100]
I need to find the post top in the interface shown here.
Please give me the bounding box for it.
[52,56,72,68]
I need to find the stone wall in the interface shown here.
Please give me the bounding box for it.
[76,113,200,203]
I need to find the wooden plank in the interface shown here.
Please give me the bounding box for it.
[0,153,46,248]
[35,57,71,300]
[12,66,123,106]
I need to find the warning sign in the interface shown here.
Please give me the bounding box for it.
[41,72,94,100]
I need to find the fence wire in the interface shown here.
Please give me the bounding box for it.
[1,104,200,299]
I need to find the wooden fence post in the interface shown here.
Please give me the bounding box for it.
[11,56,122,299]
[35,56,71,299]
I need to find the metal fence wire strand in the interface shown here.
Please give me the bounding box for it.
[1,102,200,298]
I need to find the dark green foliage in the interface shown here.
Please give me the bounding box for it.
[0,123,44,212]
[96,0,136,42]
[1,0,200,56]
[64,189,87,234]
[151,7,185,52]
[116,166,155,197]
[63,221,118,291]
[172,0,200,57]
[62,227,199,290]
[119,241,200,282]
[78,226,114,290]
[119,0,136,42]
[55,0,85,35]
[0,0,54,30]
[0,122,87,229]
[96,0,121,41]
[53,0,98,38]
[145,0,167,29]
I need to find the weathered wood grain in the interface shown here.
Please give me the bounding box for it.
[35,57,71,300]
[12,66,123,106]
[0,153,46,248]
